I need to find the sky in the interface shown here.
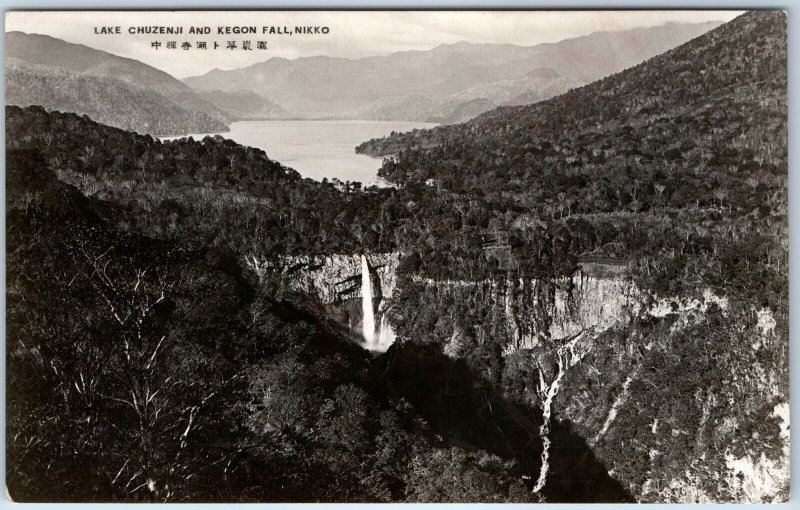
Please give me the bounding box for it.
[6,10,744,79]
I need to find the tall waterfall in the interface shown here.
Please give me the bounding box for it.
[361,255,376,346]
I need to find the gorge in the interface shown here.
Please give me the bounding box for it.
[244,242,786,502]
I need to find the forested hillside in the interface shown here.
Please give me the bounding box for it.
[6,111,549,503]
[6,32,229,135]
[7,61,228,136]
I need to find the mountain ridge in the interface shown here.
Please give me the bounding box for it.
[182,21,723,122]
[5,31,229,135]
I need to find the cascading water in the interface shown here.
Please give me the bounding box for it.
[376,314,396,349]
[360,254,396,352]
[532,330,592,493]
[361,254,376,346]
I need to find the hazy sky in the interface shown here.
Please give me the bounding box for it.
[6,10,743,78]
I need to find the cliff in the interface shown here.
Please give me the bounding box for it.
[246,252,400,304]
[391,263,788,503]
[246,252,401,351]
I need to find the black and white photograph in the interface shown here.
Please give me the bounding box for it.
[3,8,789,503]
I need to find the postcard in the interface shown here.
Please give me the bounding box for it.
[4,9,788,503]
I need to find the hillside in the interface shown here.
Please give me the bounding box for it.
[183,21,721,120]
[355,68,580,124]
[358,11,786,217]
[6,59,228,136]
[357,10,788,502]
[197,90,288,121]
[437,98,499,125]
[448,67,580,105]
[5,32,229,135]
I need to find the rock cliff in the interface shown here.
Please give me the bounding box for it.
[394,265,788,503]
[246,252,400,304]
[246,252,788,503]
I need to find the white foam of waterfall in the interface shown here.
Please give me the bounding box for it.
[532,331,591,493]
[374,314,396,351]
[361,254,376,346]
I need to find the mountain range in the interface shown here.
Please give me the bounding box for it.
[5,21,722,133]
[184,21,722,123]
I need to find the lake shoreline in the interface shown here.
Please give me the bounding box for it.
[161,119,437,187]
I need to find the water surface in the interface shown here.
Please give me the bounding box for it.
[164,119,436,186]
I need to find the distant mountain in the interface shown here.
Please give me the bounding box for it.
[437,98,499,125]
[5,32,229,135]
[196,90,288,121]
[184,21,722,122]
[355,95,442,122]
[354,67,580,124]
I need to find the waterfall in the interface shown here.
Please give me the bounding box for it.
[361,254,376,346]
[505,279,520,347]
[376,314,396,350]
[532,330,591,493]
[532,349,566,494]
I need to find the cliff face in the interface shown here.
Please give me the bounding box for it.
[246,252,400,350]
[246,252,788,503]
[394,266,788,503]
[246,252,400,304]
[502,271,642,352]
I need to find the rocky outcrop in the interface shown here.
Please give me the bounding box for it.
[402,267,787,503]
[502,272,641,352]
[246,252,400,304]
[246,252,400,351]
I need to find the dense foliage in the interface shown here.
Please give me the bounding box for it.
[6,149,543,502]
[7,63,229,136]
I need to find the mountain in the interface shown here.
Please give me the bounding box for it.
[5,32,229,135]
[357,11,787,502]
[6,59,228,136]
[355,94,442,122]
[437,98,498,125]
[196,90,288,121]
[354,68,581,124]
[183,21,722,121]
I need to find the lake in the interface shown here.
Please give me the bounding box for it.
[163,120,437,186]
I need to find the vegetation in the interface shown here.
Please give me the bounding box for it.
[6,31,230,136]
[7,63,229,136]
[196,90,288,121]
[6,148,543,502]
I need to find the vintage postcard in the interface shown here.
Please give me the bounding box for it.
[4,9,788,503]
